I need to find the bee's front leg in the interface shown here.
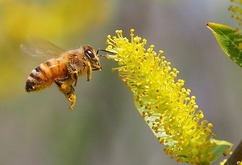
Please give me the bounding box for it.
[86,62,92,81]
[55,78,76,110]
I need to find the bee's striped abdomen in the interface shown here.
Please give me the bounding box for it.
[26,58,67,92]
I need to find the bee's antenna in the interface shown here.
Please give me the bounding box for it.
[97,49,116,57]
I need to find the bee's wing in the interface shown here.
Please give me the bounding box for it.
[20,37,65,58]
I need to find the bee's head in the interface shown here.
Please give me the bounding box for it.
[83,45,102,71]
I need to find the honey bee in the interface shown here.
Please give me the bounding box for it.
[22,38,111,110]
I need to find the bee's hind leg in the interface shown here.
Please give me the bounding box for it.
[55,78,76,110]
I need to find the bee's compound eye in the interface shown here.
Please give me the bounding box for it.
[85,49,95,59]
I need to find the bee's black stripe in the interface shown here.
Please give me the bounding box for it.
[35,66,42,73]
[45,60,54,76]
[45,61,52,67]
[36,65,47,74]
[38,64,48,77]
[35,65,47,78]
[29,72,42,82]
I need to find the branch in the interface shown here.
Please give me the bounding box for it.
[225,140,242,165]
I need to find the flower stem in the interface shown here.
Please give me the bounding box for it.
[225,139,242,165]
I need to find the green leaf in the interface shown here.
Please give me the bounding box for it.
[207,22,242,67]
[209,139,233,163]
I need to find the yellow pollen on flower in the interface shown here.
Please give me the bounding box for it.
[105,29,230,164]
[229,0,242,27]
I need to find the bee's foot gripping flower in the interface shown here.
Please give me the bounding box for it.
[105,29,232,164]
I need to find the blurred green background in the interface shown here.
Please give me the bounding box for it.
[0,0,241,164]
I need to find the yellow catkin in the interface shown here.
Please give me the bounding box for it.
[105,29,230,164]
[229,0,242,27]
